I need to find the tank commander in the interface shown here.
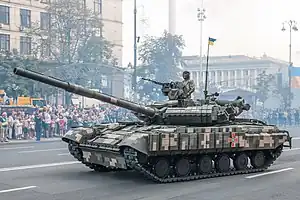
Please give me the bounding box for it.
[182,71,195,99]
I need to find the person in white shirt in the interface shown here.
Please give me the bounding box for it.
[43,110,51,138]
[8,114,14,139]
[15,117,23,140]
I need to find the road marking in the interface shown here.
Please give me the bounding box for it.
[0,161,80,172]
[292,137,300,140]
[18,148,66,153]
[245,168,294,179]
[283,148,300,152]
[0,146,34,150]
[58,153,70,156]
[0,186,37,194]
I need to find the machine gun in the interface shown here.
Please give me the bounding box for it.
[141,78,166,86]
[14,67,252,126]
[142,78,184,100]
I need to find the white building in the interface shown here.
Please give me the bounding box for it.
[182,54,290,108]
[182,54,288,92]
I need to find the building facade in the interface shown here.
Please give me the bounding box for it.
[182,54,290,108]
[182,55,288,92]
[0,0,123,65]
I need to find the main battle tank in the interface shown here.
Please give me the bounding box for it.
[13,67,292,183]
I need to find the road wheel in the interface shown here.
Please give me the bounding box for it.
[175,158,191,177]
[251,151,265,168]
[215,154,230,172]
[154,158,170,178]
[198,155,213,174]
[234,153,248,170]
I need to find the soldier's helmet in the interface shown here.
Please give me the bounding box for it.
[182,71,190,79]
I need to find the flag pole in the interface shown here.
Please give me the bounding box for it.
[203,37,210,99]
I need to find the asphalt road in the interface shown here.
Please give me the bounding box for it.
[0,127,300,200]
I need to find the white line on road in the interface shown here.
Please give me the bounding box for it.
[0,146,34,150]
[283,148,300,152]
[0,161,80,172]
[0,186,37,194]
[57,153,70,156]
[292,137,300,140]
[18,148,66,153]
[245,168,294,179]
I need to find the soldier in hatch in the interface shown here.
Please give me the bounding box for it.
[182,71,195,99]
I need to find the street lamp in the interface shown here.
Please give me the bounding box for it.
[197,0,206,91]
[133,0,138,102]
[281,20,298,108]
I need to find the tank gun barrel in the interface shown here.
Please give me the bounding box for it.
[13,67,156,117]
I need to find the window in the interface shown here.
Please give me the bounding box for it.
[20,9,31,27]
[40,0,50,4]
[0,5,9,25]
[0,34,10,51]
[94,0,102,15]
[20,36,31,55]
[40,12,50,30]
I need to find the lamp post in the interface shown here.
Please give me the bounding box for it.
[132,0,138,101]
[197,0,206,91]
[281,20,298,107]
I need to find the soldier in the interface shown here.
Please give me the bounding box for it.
[182,71,195,99]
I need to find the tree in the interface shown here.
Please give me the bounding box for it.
[23,0,117,104]
[25,0,115,82]
[135,31,185,102]
[274,86,293,109]
[0,51,57,99]
[253,71,276,107]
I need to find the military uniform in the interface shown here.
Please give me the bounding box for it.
[182,71,195,99]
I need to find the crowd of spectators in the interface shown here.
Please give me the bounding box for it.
[0,104,299,142]
[0,104,136,142]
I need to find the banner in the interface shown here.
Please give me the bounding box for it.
[290,66,300,88]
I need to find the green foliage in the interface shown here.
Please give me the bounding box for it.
[273,86,293,109]
[135,31,185,102]
[77,36,115,64]
[25,0,115,85]
[254,71,276,104]
[0,51,56,98]
[1,0,117,103]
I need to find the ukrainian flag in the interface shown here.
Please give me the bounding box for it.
[208,37,216,46]
[290,66,300,88]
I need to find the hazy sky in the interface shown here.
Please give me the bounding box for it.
[121,0,300,66]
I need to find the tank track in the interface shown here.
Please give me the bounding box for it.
[123,146,283,183]
[67,141,124,172]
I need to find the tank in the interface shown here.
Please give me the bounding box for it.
[13,67,292,183]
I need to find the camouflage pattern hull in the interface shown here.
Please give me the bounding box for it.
[62,121,292,183]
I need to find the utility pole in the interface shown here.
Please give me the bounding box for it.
[197,0,206,93]
[133,0,137,101]
[168,0,176,34]
[281,20,298,108]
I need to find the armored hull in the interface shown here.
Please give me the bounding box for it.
[13,67,292,183]
[63,120,290,183]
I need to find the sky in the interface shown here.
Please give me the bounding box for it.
[121,0,300,67]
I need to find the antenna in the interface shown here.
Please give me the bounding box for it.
[203,40,210,99]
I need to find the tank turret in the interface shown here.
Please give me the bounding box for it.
[14,67,250,125]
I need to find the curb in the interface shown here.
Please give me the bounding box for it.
[0,138,62,145]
